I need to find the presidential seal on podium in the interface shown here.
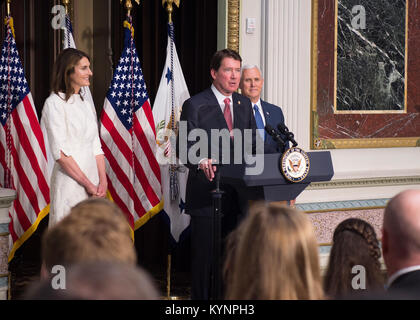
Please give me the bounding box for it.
[280,147,310,183]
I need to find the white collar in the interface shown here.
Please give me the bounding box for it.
[252,99,265,120]
[253,99,263,111]
[211,84,232,105]
[387,265,420,287]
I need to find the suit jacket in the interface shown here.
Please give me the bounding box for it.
[388,269,420,298]
[178,87,257,215]
[260,99,288,153]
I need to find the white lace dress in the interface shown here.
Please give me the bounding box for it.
[42,92,103,226]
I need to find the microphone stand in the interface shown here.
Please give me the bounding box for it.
[265,124,285,151]
[277,123,298,147]
[210,165,223,300]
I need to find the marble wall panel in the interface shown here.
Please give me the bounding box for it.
[313,0,420,147]
[336,0,406,111]
[307,208,384,244]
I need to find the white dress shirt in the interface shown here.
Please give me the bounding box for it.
[199,85,234,167]
[211,84,233,123]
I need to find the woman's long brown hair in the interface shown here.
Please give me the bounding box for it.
[324,218,383,298]
[51,48,90,101]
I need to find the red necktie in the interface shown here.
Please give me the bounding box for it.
[223,97,233,133]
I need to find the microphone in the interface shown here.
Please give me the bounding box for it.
[277,123,298,147]
[265,124,285,149]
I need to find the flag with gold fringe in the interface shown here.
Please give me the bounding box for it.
[152,22,190,243]
[100,19,163,233]
[0,17,50,261]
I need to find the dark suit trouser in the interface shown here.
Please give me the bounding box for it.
[190,186,245,300]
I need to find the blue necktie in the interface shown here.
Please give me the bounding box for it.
[253,105,265,141]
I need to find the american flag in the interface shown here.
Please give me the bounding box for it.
[0,19,49,261]
[100,20,162,231]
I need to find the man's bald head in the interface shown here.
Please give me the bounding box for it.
[383,189,420,258]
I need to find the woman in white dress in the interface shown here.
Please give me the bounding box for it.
[42,48,107,226]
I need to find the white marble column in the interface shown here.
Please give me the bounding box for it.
[261,0,312,150]
[0,188,16,300]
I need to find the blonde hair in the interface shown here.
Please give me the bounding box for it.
[225,202,323,300]
[42,198,136,271]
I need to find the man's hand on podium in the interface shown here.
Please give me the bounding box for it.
[199,158,217,181]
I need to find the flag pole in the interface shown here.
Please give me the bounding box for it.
[6,0,11,16]
[126,0,132,17]
[4,1,14,188]
[162,0,180,24]
[6,0,12,293]
[166,253,171,299]
[120,0,140,17]
[62,0,69,14]
[162,0,181,301]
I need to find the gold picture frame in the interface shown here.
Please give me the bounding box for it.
[227,0,240,53]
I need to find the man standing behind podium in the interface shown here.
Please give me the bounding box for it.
[240,65,288,153]
[240,65,295,208]
[178,49,257,299]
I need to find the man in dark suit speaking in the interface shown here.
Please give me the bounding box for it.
[178,49,258,299]
[240,65,288,153]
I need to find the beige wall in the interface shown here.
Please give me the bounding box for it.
[239,0,261,68]
[73,0,94,61]
[73,0,112,113]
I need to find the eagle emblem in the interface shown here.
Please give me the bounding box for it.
[281,147,310,183]
[289,159,302,173]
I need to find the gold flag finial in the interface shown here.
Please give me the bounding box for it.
[7,0,11,16]
[120,0,140,17]
[63,0,70,14]
[162,0,180,24]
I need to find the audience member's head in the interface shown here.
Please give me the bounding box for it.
[41,198,136,277]
[24,261,159,300]
[224,202,323,300]
[382,189,420,277]
[324,218,383,298]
